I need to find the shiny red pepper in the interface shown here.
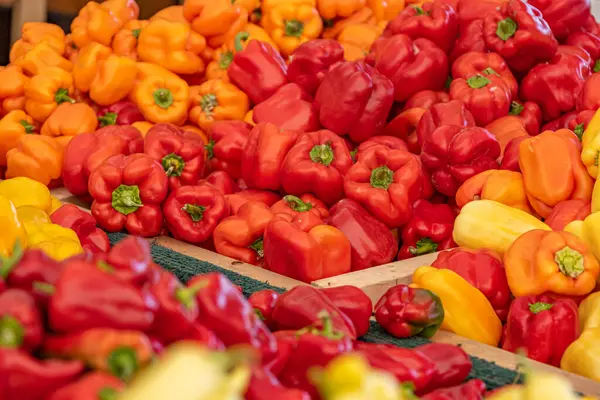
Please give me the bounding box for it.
[577,73,600,112]
[206,121,252,180]
[321,286,373,338]
[246,367,311,400]
[416,100,476,146]
[226,189,281,215]
[500,135,529,172]
[404,90,450,110]
[355,136,409,160]
[528,0,591,39]
[249,289,280,330]
[508,100,542,136]
[287,39,344,95]
[450,19,487,62]
[202,170,239,195]
[449,74,511,127]
[415,343,473,393]
[544,199,591,231]
[567,31,600,70]
[97,101,144,127]
[185,323,224,350]
[0,289,43,352]
[46,372,124,400]
[104,236,153,286]
[421,379,487,400]
[50,204,110,255]
[451,51,518,98]
[271,194,328,232]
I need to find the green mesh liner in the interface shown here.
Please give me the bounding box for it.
[109,232,519,390]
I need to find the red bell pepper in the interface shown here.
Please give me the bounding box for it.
[89,153,168,237]
[206,121,252,180]
[267,330,298,376]
[383,0,459,54]
[502,294,580,366]
[384,107,427,154]
[415,342,473,392]
[327,199,397,271]
[46,372,124,400]
[583,13,600,36]
[432,248,512,321]
[213,201,275,265]
[252,83,320,133]
[578,73,600,112]
[278,313,353,396]
[456,0,508,24]
[368,34,448,102]
[287,39,344,95]
[228,40,288,104]
[567,31,600,69]
[416,100,476,146]
[226,189,281,215]
[421,126,501,196]
[46,259,155,333]
[404,90,450,110]
[185,323,224,350]
[545,199,592,231]
[500,136,528,172]
[248,289,279,330]
[528,0,591,39]
[344,147,425,228]
[241,122,298,191]
[449,74,511,126]
[451,51,518,98]
[483,0,558,73]
[508,100,542,136]
[144,124,206,191]
[558,44,593,68]
[0,289,43,352]
[271,194,328,232]
[105,236,153,286]
[62,125,144,197]
[280,130,353,205]
[421,379,487,400]
[450,19,487,62]
[51,204,110,255]
[315,61,394,143]
[355,136,409,160]
[201,170,239,195]
[0,348,84,400]
[520,52,590,120]
[187,272,277,362]
[564,110,596,141]
[163,184,229,244]
[271,286,357,339]
[398,199,456,260]
[320,286,373,338]
[246,367,311,400]
[374,284,444,339]
[97,101,144,127]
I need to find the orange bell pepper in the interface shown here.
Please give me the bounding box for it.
[262,0,316,14]
[519,130,593,218]
[64,34,79,62]
[318,0,366,20]
[485,116,530,158]
[131,121,154,136]
[131,73,190,125]
[322,7,376,39]
[0,66,28,116]
[455,169,534,214]
[134,62,173,81]
[89,55,137,106]
[208,8,249,49]
[184,0,244,38]
[233,0,260,13]
[188,79,250,132]
[205,30,261,82]
[0,110,35,166]
[504,229,600,297]
[244,110,255,125]
[338,23,382,61]
[72,42,113,93]
[137,19,207,75]
[112,20,148,60]
[5,135,64,186]
[71,0,139,48]
[263,3,323,55]
[151,6,189,24]
[9,22,66,63]
[40,103,98,138]
[366,0,405,21]
[24,67,75,123]
[13,42,73,77]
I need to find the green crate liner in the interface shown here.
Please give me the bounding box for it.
[109,232,519,390]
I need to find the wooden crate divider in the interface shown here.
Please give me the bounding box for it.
[51,188,600,396]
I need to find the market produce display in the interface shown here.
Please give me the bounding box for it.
[4,0,600,396]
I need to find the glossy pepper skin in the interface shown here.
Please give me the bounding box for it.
[528,0,591,40]
[287,39,344,95]
[545,200,591,231]
[384,107,427,154]
[421,379,486,400]
[421,126,501,197]
[40,102,98,138]
[414,342,473,394]
[187,272,277,362]
[70,0,139,48]
[226,190,281,215]
[404,90,450,111]
[483,0,558,73]
[503,295,580,367]
[144,124,205,191]
[398,199,456,260]
[248,289,279,330]
[46,260,154,333]
[315,61,394,143]
[452,51,518,98]
[0,289,43,352]
[246,367,311,400]
[578,73,600,113]
[112,19,148,61]
[228,40,288,104]
[344,147,424,228]
[504,229,600,297]
[5,135,65,186]
[416,99,475,146]
[9,22,65,62]
[89,153,168,237]
[24,67,75,123]
[433,248,512,321]
[189,79,250,133]
[374,285,444,339]
[97,101,144,127]
[205,121,251,180]
[163,184,229,244]
[0,110,35,167]
[46,372,124,400]
[508,100,542,136]
[368,35,447,103]
[130,70,190,125]
[320,286,372,338]
[561,327,600,383]
[241,122,298,191]
[0,348,84,400]
[520,53,590,121]
[567,31,600,69]
[105,236,154,286]
[50,204,110,255]
[327,199,397,271]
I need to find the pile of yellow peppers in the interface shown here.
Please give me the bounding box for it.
[0,177,83,261]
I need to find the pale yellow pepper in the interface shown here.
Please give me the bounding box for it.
[564,220,584,240]
[0,177,52,213]
[579,292,600,332]
[0,194,28,258]
[582,212,600,262]
[50,196,63,214]
[561,328,600,383]
[26,223,83,261]
[486,370,581,400]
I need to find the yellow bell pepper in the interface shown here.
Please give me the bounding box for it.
[26,223,83,261]
[581,108,600,179]
[579,292,600,332]
[561,328,600,383]
[581,212,600,262]
[486,370,581,400]
[564,220,584,240]
[0,194,28,258]
[17,205,51,230]
[411,266,502,346]
[50,196,63,214]
[0,177,52,213]
[453,200,551,255]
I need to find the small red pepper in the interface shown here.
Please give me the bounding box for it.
[567,31,600,70]
[249,289,280,331]
[202,170,239,195]
[97,101,144,127]
[206,121,252,180]
[500,136,529,172]
[452,51,518,98]
[163,184,230,244]
[185,323,225,350]
[144,124,206,191]
[450,19,487,62]
[544,199,591,231]
[415,342,473,393]
[577,73,600,112]
[246,367,311,400]
[355,135,409,160]
[0,289,43,352]
[105,236,153,286]
[46,372,124,400]
[404,90,450,110]
[416,99,476,146]
[287,39,344,95]
[226,189,281,215]
[421,379,487,400]
[508,100,542,136]
[271,194,328,232]
[321,286,372,338]
[51,204,110,255]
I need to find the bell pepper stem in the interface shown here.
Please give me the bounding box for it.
[255,309,265,321]
[594,59,600,73]
[33,281,56,295]
[161,153,185,177]
[55,88,76,105]
[509,101,524,116]
[205,140,215,159]
[412,5,426,15]
[249,237,264,258]
[310,143,334,166]
[98,112,118,127]
[408,238,439,256]
[153,88,174,110]
[97,261,115,273]
[315,311,343,339]
[174,281,208,310]
[482,67,499,76]
[0,315,25,348]
[19,120,35,133]
[574,123,585,141]
[555,246,585,278]
[0,240,24,279]
[528,302,554,314]
[284,19,304,37]
[200,94,218,116]
[370,166,394,190]
[112,184,143,216]
[284,195,313,212]
[98,387,119,400]
[496,17,518,41]
[234,31,250,52]
[218,51,234,69]
[131,28,141,39]
[182,204,206,222]
[401,382,419,400]
[108,346,139,382]
[467,75,490,89]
